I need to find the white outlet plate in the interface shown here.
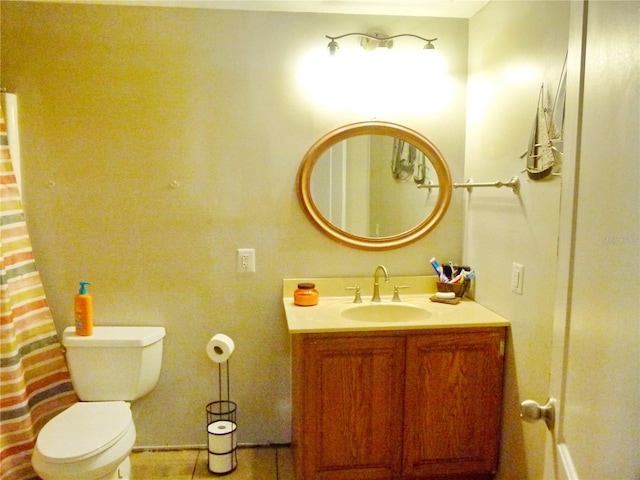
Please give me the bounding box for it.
[511,262,524,295]
[237,248,255,273]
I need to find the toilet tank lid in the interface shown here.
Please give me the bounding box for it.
[63,326,166,347]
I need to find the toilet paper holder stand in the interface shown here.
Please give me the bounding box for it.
[206,359,238,475]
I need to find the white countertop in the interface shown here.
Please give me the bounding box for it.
[283,277,510,334]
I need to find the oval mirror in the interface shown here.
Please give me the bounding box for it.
[297,121,452,250]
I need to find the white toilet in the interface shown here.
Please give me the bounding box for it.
[32,326,166,480]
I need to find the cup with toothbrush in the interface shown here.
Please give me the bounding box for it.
[431,257,473,298]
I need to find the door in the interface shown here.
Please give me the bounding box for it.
[403,329,505,478]
[543,2,640,478]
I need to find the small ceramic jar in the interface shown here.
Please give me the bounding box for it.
[294,283,319,306]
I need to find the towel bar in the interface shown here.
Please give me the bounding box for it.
[418,176,520,194]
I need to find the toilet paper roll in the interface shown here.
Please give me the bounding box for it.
[206,334,235,363]
[207,420,238,453]
[208,451,237,474]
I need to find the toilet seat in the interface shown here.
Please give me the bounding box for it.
[36,401,132,463]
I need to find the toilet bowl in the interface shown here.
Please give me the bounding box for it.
[32,326,165,480]
[32,402,135,480]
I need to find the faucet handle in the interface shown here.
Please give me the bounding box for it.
[345,286,362,303]
[392,285,409,302]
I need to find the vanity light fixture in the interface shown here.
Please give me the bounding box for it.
[326,31,437,56]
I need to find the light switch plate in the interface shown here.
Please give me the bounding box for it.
[511,262,524,295]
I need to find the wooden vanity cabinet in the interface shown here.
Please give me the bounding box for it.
[292,328,506,480]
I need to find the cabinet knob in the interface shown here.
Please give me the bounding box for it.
[520,398,555,431]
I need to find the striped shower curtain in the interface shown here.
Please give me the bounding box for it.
[0,100,78,479]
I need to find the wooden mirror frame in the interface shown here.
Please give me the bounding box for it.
[297,121,452,250]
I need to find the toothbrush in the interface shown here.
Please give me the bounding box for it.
[448,261,457,279]
[438,267,449,283]
[451,272,465,283]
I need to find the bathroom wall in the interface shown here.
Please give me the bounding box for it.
[465,2,569,479]
[0,2,469,447]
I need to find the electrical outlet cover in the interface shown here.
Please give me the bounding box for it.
[237,248,255,273]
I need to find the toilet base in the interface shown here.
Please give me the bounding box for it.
[95,457,130,480]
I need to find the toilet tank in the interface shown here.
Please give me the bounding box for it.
[62,326,166,401]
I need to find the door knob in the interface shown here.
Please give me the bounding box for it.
[520,397,555,430]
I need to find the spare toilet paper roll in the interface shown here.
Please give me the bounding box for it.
[207,420,238,453]
[207,420,238,474]
[206,334,235,363]
[208,451,237,474]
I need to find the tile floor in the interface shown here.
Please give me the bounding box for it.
[130,446,293,480]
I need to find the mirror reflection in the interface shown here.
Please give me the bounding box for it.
[311,135,440,237]
[297,121,452,250]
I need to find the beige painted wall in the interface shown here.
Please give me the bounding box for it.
[465,1,569,479]
[0,2,469,447]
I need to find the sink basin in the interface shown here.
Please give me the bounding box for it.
[340,303,432,322]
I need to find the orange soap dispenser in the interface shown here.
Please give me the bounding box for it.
[74,281,93,336]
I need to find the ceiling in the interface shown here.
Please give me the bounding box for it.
[10,0,490,18]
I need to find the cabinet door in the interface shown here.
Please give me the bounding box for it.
[403,329,505,478]
[300,335,405,480]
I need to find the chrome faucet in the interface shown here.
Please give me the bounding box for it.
[372,265,389,302]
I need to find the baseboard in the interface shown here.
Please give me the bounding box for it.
[132,442,291,452]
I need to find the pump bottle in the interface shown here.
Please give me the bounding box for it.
[74,281,93,336]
